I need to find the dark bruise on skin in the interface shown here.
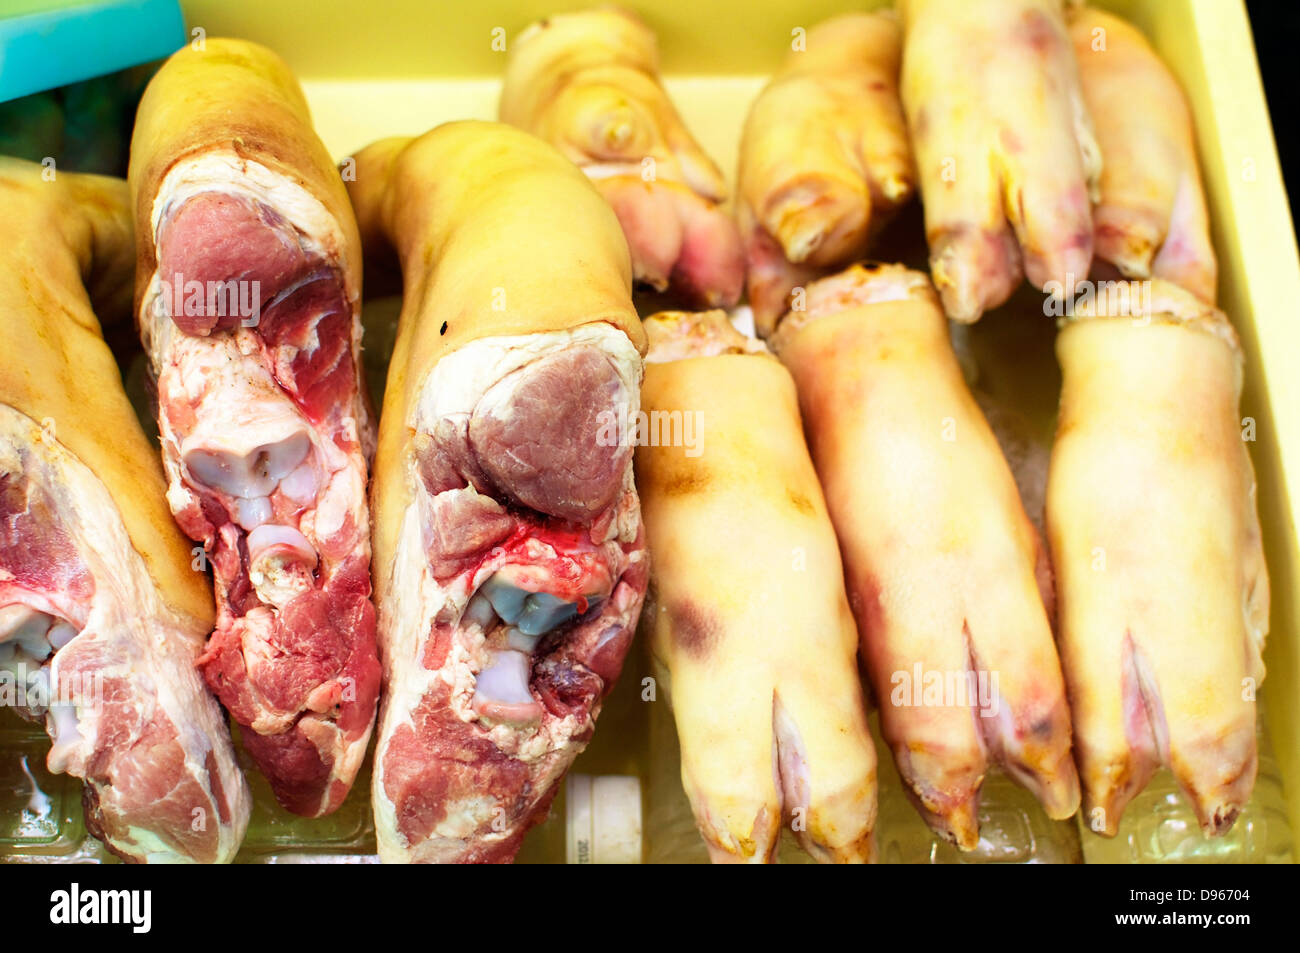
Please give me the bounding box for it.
[668,598,720,659]
[1024,712,1062,746]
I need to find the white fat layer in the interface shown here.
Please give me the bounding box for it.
[0,404,251,863]
[372,326,641,863]
[413,324,642,432]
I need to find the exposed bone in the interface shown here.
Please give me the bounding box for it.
[473,650,543,724]
[506,627,542,653]
[45,700,83,774]
[247,524,318,608]
[47,623,78,650]
[462,592,497,632]
[0,605,56,662]
[279,459,320,505]
[232,495,272,531]
[247,524,317,566]
[185,430,311,500]
[479,574,581,636]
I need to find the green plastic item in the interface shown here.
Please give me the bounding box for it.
[0,0,184,104]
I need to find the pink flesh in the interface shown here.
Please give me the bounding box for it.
[468,347,633,522]
[156,191,379,817]
[0,463,233,863]
[0,473,94,621]
[381,516,647,862]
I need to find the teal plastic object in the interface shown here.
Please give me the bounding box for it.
[0,0,185,104]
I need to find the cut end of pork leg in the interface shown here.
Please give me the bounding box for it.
[0,409,250,863]
[143,162,380,818]
[373,325,648,863]
[374,536,648,863]
[157,193,313,337]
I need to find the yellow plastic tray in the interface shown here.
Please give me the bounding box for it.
[286,0,1300,862]
[286,0,1296,858]
[3,0,1295,863]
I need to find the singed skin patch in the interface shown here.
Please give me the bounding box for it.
[664,468,711,496]
[787,489,815,515]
